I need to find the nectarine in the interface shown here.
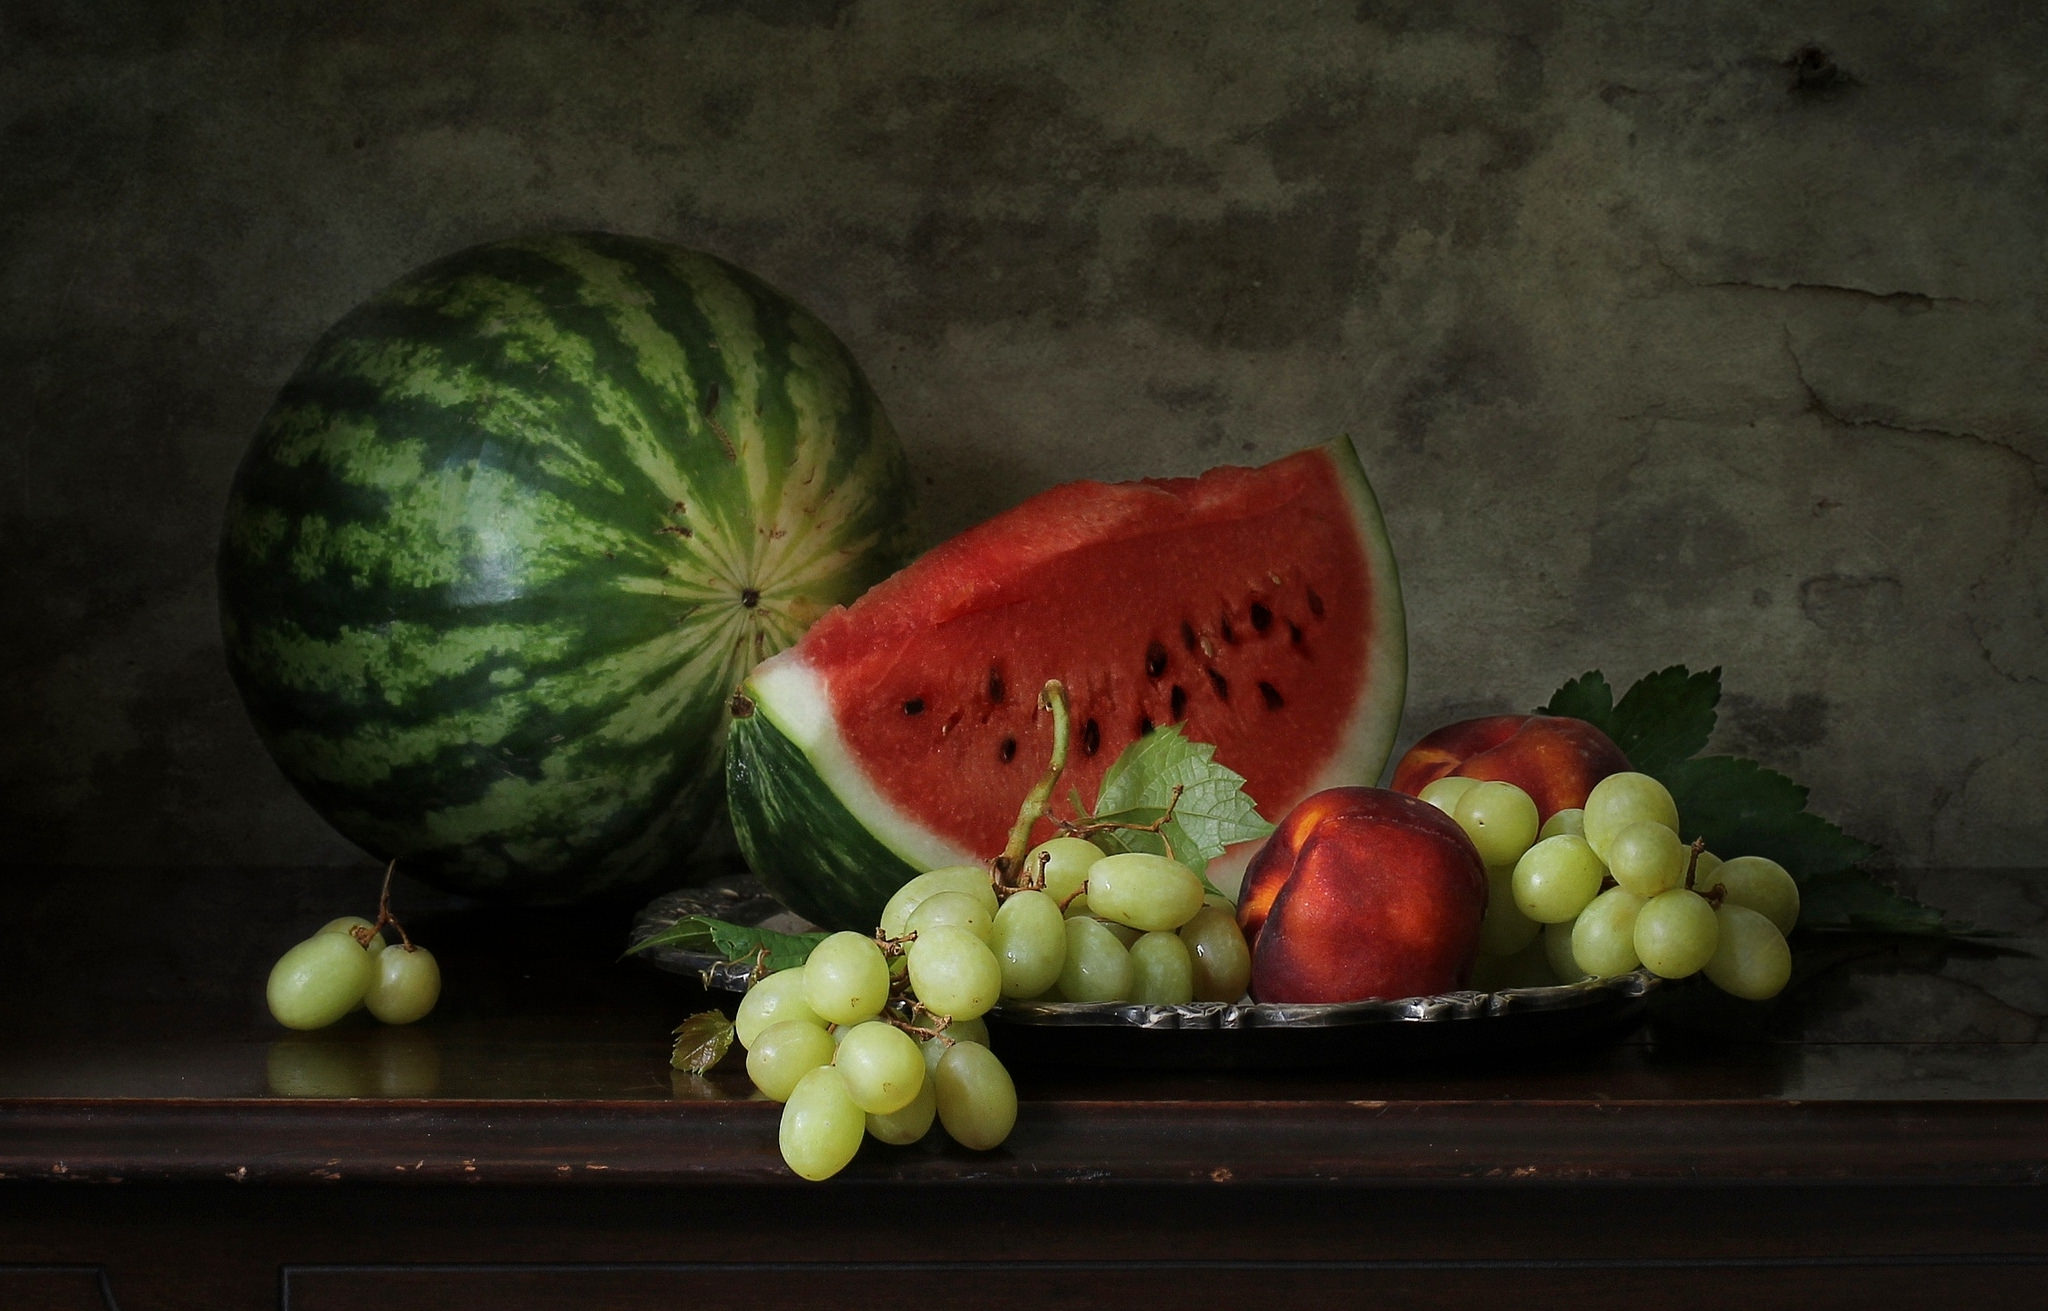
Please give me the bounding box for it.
[1391,714,1630,822]
[1238,787,1488,1004]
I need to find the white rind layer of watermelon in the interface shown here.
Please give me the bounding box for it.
[726,436,1405,929]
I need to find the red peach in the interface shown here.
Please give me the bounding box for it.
[1390,714,1630,821]
[1241,787,1488,1004]
[1236,785,1387,949]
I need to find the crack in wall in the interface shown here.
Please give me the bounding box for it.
[1782,330,2047,488]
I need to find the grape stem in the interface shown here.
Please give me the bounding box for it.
[992,680,1070,890]
[356,859,417,951]
[1055,784,1188,862]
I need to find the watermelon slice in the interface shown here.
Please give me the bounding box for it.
[726,436,1406,929]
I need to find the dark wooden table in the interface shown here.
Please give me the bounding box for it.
[4,864,2044,1310]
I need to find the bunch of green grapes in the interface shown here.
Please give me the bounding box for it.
[1419,772,1797,999]
[997,837,1252,1006]
[734,837,1257,1181]
[266,914,440,1030]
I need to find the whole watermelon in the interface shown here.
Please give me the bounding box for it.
[219,231,917,904]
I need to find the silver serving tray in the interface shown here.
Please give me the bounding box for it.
[632,878,1658,1068]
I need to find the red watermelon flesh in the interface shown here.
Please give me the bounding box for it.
[740,437,1406,890]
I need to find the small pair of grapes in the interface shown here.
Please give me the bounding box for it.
[266,913,440,1031]
[735,930,1015,1182]
[1420,771,1797,1000]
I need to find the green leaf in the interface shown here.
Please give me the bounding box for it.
[1655,754,1961,934]
[1539,670,1615,729]
[1794,868,1958,937]
[627,915,828,973]
[1656,755,1872,878]
[1607,664,1721,775]
[1539,666,1968,939]
[1086,725,1275,870]
[671,1011,736,1074]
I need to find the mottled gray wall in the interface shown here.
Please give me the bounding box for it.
[3,0,2043,876]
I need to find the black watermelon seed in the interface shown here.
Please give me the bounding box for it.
[1219,614,1237,644]
[999,737,1017,763]
[1169,685,1187,720]
[1138,714,1155,736]
[1145,640,1169,679]
[1306,587,1325,619]
[903,698,924,716]
[1206,667,1230,701]
[987,666,1005,703]
[1258,680,1284,710]
[1249,601,1272,632]
[1180,620,1199,652]
[1287,619,1304,646]
[1081,719,1101,756]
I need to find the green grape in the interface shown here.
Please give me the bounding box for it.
[802,933,892,1026]
[1703,903,1793,1000]
[1581,772,1679,863]
[364,943,440,1025]
[934,1040,1017,1151]
[1690,849,1724,884]
[319,915,386,955]
[267,932,375,1031]
[941,1014,989,1046]
[321,916,385,1012]
[1538,808,1586,841]
[1022,836,1102,906]
[991,889,1067,999]
[745,1019,836,1102]
[906,889,994,943]
[1095,917,1144,948]
[880,866,998,939]
[865,1071,938,1145]
[1478,864,1540,957]
[1452,781,1541,868]
[1572,887,1646,977]
[916,1017,992,1077]
[1085,852,1206,932]
[832,1020,926,1115]
[1605,821,1689,897]
[1511,834,1608,923]
[1542,919,1590,982]
[1056,916,1133,1002]
[906,925,1003,1021]
[1633,888,1719,979]
[778,1066,866,1181]
[735,967,821,1047]
[1179,905,1253,1002]
[1700,856,1800,935]
[1128,931,1196,1005]
[1418,775,1479,815]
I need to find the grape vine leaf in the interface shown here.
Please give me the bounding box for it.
[627,915,828,973]
[1078,725,1275,876]
[1541,664,1720,776]
[671,1011,736,1074]
[1540,667,1967,936]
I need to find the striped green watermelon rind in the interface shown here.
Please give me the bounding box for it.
[218,231,916,903]
[726,436,1405,931]
[726,695,935,930]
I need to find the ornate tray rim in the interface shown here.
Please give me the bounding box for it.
[631,880,1659,1034]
